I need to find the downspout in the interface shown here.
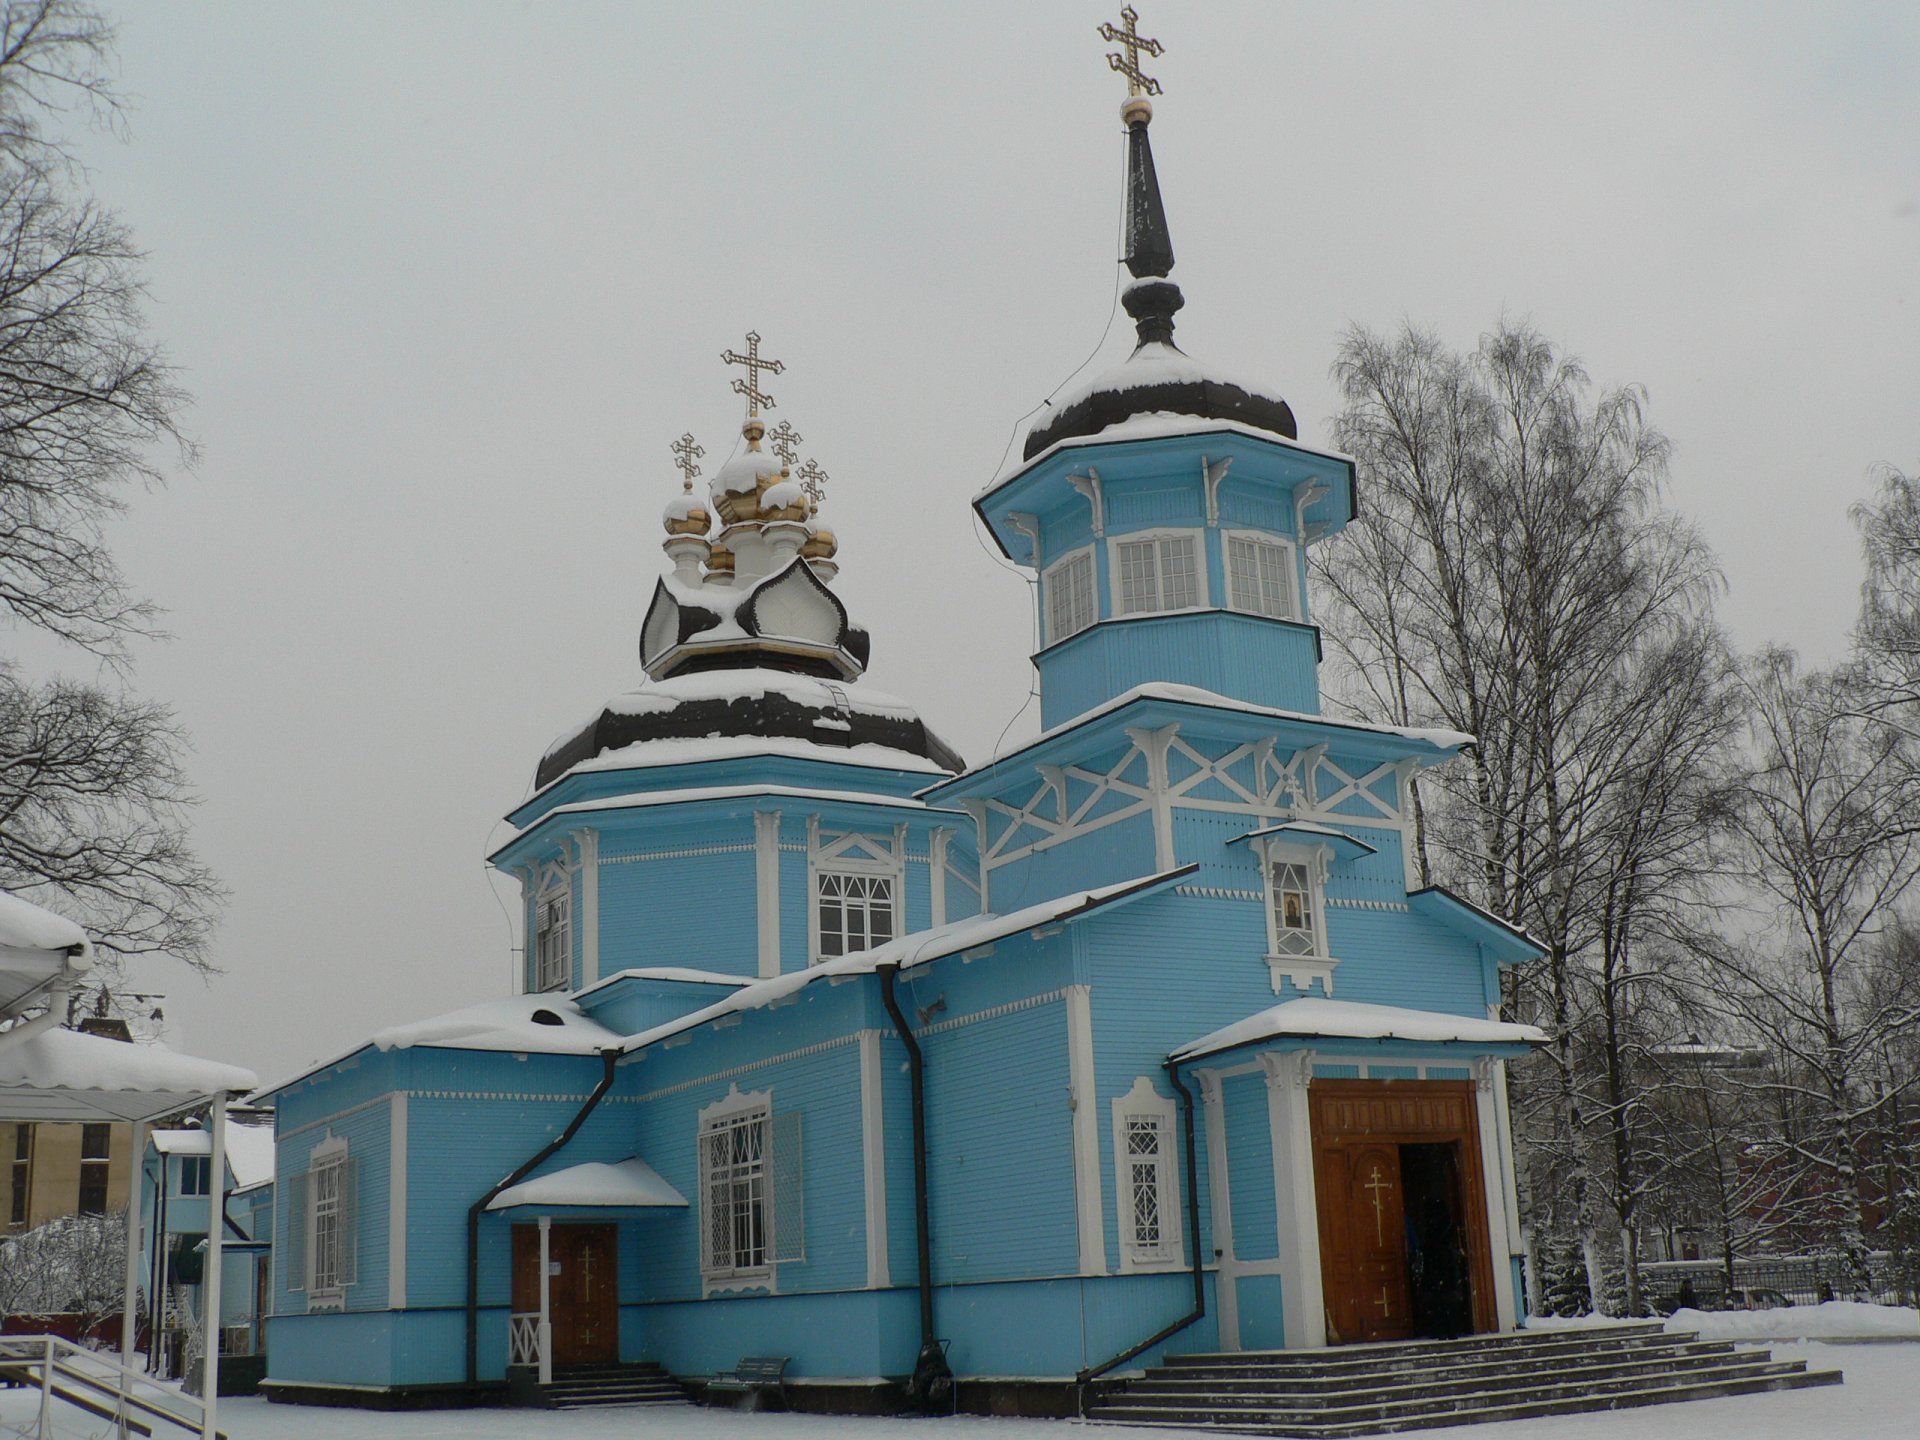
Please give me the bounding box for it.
[464,1048,619,1386]
[1074,1056,1205,1410]
[877,964,952,1411]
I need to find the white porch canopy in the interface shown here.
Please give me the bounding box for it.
[1173,997,1547,1066]
[0,1026,256,1122]
[487,1156,686,1212]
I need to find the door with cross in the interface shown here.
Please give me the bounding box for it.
[1313,1142,1413,1344]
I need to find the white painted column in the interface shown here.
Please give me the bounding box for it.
[388,1094,408,1310]
[1124,726,1180,871]
[958,801,989,912]
[927,828,950,928]
[537,1217,553,1386]
[755,811,782,979]
[1261,1050,1326,1348]
[201,1100,226,1438]
[1476,1058,1520,1330]
[577,828,600,984]
[117,1119,144,1438]
[1198,1071,1239,1351]
[1065,986,1106,1275]
[858,1030,890,1289]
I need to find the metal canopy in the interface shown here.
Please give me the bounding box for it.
[0,1026,257,1125]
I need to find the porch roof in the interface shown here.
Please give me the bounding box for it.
[487,1155,687,1212]
[0,1025,257,1123]
[1171,998,1547,1067]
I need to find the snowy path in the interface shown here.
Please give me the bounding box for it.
[0,1343,1909,1439]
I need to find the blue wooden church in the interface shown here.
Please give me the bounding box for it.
[252,31,1546,1416]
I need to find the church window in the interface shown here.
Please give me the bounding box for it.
[1112,1078,1180,1270]
[1044,549,1097,643]
[699,1093,772,1285]
[534,890,571,993]
[1267,854,1325,959]
[816,871,895,960]
[1225,532,1295,620]
[306,1138,355,1304]
[1113,532,1201,614]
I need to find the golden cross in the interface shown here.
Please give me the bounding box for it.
[721,330,784,417]
[796,458,828,506]
[671,432,705,486]
[1364,1164,1393,1245]
[1099,6,1163,97]
[767,420,803,468]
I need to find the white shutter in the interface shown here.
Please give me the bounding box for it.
[283,1172,306,1292]
[339,1157,358,1290]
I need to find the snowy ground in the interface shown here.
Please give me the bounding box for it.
[1,1341,1914,1439]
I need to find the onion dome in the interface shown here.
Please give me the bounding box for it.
[760,478,809,523]
[705,538,735,577]
[663,483,711,536]
[801,518,838,563]
[710,418,784,525]
[1021,94,1295,461]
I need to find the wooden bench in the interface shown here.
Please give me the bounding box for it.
[705,1355,789,1411]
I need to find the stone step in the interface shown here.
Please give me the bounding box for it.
[1149,1335,1721,1387]
[1169,1321,1669,1370]
[1089,1365,1840,1438]
[1161,1327,1682,1378]
[1093,1356,1805,1426]
[1119,1344,1766,1410]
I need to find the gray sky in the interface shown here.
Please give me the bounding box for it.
[30,1,1918,1083]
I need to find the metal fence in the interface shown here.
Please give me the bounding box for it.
[1642,1253,1914,1311]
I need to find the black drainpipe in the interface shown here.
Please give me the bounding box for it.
[878,964,953,1411]
[465,1048,620,1386]
[1074,1056,1206,1412]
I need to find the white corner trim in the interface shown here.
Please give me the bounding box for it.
[577,828,600,983]
[1111,1076,1182,1274]
[1260,1050,1327,1348]
[755,810,783,979]
[1197,1070,1240,1350]
[859,1030,890,1290]
[1474,1058,1519,1330]
[388,1093,407,1310]
[928,828,951,928]
[1065,985,1106,1276]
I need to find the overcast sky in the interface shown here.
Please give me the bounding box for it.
[26,1,1918,1083]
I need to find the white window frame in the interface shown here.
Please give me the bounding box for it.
[532,863,572,994]
[1107,528,1207,617]
[1042,546,1098,645]
[698,1087,775,1294]
[306,1135,350,1309]
[1223,529,1299,621]
[1259,840,1337,995]
[809,824,904,964]
[1111,1077,1182,1272]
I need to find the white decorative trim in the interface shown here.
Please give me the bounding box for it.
[1202,456,1231,525]
[1175,885,1264,902]
[387,1093,407,1310]
[1066,986,1106,1276]
[1067,468,1106,536]
[630,1034,861,1103]
[808,821,905,965]
[1125,724,1180,871]
[1325,898,1410,912]
[577,828,600,983]
[1007,511,1043,568]
[1256,838,1337,996]
[698,1085,776,1296]
[1112,1076,1182,1273]
[1260,1050,1326,1348]
[858,1030,890,1290]
[306,1133,349,1309]
[1221,528,1301,621]
[755,810,782,980]
[1197,1070,1239,1350]
[602,842,757,864]
[1107,526,1208,616]
[1474,1057,1519,1330]
[928,828,951,927]
[917,987,1068,1035]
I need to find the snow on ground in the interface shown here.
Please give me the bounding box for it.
[1668,1300,1920,1341]
[2,1342,1914,1439]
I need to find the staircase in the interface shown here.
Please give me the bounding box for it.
[1085,1322,1842,1437]
[538,1360,686,1410]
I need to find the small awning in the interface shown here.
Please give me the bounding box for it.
[1232,820,1377,863]
[487,1156,688,1212]
[1172,997,1548,1067]
[0,1026,257,1123]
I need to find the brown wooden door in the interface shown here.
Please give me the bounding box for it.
[510,1223,620,1368]
[1315,1141,1413,1343]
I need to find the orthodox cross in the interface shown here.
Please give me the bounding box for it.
[671,432,705,487]
[767,420,803,467]
[796,458,828,506]
[721,330,784,417]
[1099,6,1163,97]
[1363,1163,1392,1244]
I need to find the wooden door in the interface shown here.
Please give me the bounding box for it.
[1315,1142,1413,1343]
[510,1223,620,1368]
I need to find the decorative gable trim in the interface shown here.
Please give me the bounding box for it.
[738,558,849,647]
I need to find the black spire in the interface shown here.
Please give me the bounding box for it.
[1119,105,1185,349]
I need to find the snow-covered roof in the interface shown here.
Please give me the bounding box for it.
[558,734,949,780]
[986,414,1357,496]
[0,1027,257,1123]
[151,1118,276,1189]
[371,994,622,1058]
[487,1156,687,1212]
[573,967,753,1002]
[0,893,90,955]
[617,865,1194,1058]
[1234,820,1379,862]
[1172,998,1548,1065]
[502,783,938,854]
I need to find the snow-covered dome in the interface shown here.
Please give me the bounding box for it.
[760,478,808,521]
[662,488,711,536]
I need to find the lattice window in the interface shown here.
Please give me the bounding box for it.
[1045,550,1097,643]
[307,1145,355,1301]
[1114,533,1200,614]
[1269,858,1321,958]
[534,889,571,993]
[1113,1078,1180,1269]
[700,1101,770,1281]
[1226,534,1294,619]
[816,871,894,961]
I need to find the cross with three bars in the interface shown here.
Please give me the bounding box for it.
[1099,6,1163,98]
[721,330,785,418]
[766,420,803,468]
[670,432,704,485]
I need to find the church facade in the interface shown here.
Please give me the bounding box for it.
[253,49,1544,1413]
